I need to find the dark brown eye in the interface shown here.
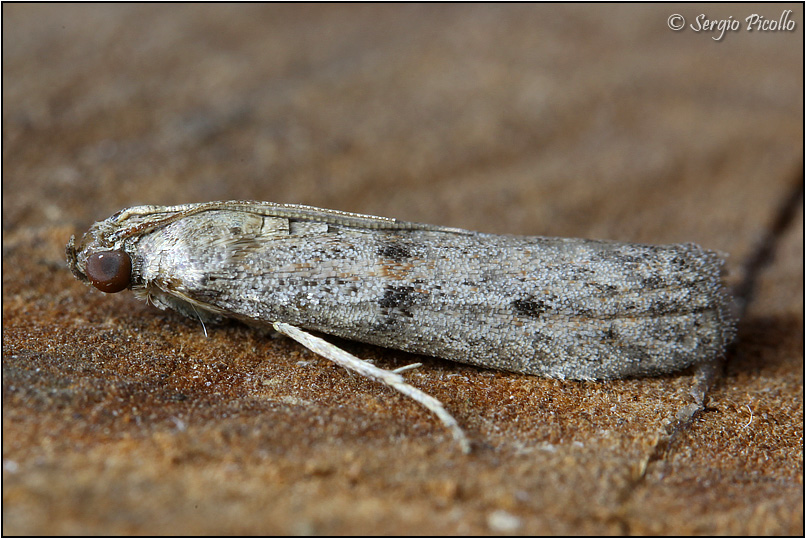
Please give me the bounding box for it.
[85,250,131,293]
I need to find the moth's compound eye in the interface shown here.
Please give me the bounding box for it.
[85,250,131,293]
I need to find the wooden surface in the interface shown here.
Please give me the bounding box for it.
[3,4,802,535]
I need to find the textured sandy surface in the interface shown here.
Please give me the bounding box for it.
[3,4,802,535]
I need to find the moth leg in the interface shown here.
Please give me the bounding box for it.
[392,362,422,374]
[272,322,470,454]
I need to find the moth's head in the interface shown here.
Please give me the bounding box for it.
[67,238,132,293]
[66,206,167,294]
[66,213,135,293]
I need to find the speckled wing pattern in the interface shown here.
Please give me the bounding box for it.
[68,201,736,381]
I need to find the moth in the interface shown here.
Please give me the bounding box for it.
[67,201,737,452]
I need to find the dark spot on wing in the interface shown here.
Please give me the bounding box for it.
[378,241,411,262]
[646,299,683,316]
[671,256,687,269]
[590,282,618,294]
[374,285,419,338]
[379,285,415,311]
[532,331,552,344]
[642,275,663,289]
[512,297,548,319]
[601,326,618,342]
